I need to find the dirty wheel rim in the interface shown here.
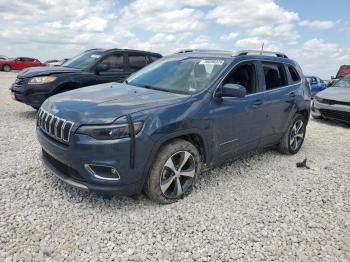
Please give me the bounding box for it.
[160,151,196,199]
[289,120,304,151]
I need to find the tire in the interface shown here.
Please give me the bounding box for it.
[144,139,202,204]
[277,114,307,155]
[3,65,11,72]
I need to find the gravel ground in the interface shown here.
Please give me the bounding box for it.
[0,71,349,261]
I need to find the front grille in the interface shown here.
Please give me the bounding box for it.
[42,150,85,181]
[14,77,25,87]
[318,98,350,107]
[320,109,350,123]
[37,108,74,144]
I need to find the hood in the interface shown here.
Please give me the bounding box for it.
[18,66,82,78]
[317,87,350,103]
[42,83,190,124]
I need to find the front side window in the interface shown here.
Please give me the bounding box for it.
[223,63,257,94]
[263,62,287,90]
[127,57,228,94]
[100,54,124,71]
[62,51,104,69]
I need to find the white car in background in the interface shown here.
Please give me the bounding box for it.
[312,75,350,125]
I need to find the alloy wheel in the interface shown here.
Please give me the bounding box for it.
[160,151,196,199]
[289,120,305,151]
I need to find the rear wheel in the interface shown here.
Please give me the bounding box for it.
[277,114,307,155]
[144,139,202,204]
[3,65,11,72]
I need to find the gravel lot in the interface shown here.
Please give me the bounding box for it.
[0,71,349,261]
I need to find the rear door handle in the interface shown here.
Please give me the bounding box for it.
[252,99,264,108]
[289,91,296,97]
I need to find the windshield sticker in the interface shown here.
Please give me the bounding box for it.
[91,54,101,58]
[199,59,224,65]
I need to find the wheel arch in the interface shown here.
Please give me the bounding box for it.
[143,129,210,179]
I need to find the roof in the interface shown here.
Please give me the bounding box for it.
[84,48,162,56]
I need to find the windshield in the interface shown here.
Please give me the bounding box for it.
[62,51,103,69]
[126,57,228,94]
[333,77,350,88]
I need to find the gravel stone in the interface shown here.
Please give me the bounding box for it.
[0,72,350,261]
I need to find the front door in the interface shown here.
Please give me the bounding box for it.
[95,52,129,83]
[210,61,267,157]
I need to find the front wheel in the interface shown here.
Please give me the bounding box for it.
[277,114,307,155]
[144,139,202,204]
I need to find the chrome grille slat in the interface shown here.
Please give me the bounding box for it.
[36,109,74,144]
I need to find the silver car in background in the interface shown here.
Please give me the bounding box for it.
[312,75,350,125]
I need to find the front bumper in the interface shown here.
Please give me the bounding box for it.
[312,99,350,123]
[37,127,151,195]
[10,82,51,108]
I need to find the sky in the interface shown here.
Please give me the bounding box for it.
[0,0,349,79]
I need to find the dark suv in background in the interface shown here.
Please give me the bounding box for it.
[37,49,310,203]
[10,49,162,109]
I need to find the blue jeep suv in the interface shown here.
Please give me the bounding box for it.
[36,49,310,203]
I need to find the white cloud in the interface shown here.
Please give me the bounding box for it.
[220,32,240,41]
[118,0,207,33]
[207,0,299,39]
[289,38,350,78]
[299,20,335,30]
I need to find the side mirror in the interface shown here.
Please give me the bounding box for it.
[216,83,246,98]
[95,63,110,74]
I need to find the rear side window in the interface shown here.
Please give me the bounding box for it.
[288,66,301,83]
[100,54,124,71]
[23,58,34,62]
[149,56,161,62]
[129,55,148,71]
[262,62,287,90]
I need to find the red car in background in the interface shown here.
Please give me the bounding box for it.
[0,57,43,72]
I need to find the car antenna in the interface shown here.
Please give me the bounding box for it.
[260,42,264,55]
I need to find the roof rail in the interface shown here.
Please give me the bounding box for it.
[176,49,230,54]
[235,50,288,58]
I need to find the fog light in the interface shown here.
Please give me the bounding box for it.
[85,164,120,181]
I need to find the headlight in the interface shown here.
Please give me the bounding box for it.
[315,96,323,103]
[29,76,57,85]
[76,120,143,140]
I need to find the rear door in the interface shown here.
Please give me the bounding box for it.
[94,52,129,83]
[126,53,150,74]
[259,62,299,145]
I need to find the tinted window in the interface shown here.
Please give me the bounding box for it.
[22,58,34,62]
[129,55,147,71]
[149,56,161,62]
[223,63,257,94]
[263,63,287,90]
[100,54,124,71]
[288,66,301,83]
